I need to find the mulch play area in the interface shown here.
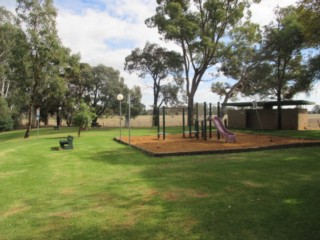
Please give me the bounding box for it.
[116,132,320,157]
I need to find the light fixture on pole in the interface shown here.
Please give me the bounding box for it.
[117,94,124,139]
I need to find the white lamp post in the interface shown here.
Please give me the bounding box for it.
[128,93,131,144]
[117,94,124,139]
[57,106,62,129]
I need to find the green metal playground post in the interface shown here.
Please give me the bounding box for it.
[162,106,166,140]
[204,102,207,140]
[209,103,212,139]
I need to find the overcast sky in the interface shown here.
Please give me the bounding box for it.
[1,0,319,108]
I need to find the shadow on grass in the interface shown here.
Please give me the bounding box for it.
[0,129,27,142]
[88,147,320,240]
[39,222,196,240]
[241,129,320,140]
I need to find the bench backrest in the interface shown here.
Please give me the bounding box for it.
[67,135,74,148]
[67,135,73,142]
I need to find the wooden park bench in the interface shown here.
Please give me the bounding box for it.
[59,135,74,150]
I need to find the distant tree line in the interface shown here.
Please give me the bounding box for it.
[0,1,144,137]
[1,0,319,135]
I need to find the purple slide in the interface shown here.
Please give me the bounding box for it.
[212,116,236,143]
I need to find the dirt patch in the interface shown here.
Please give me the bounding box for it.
[2,203,30,218]
[117,132,320,156]
[49,211,73,219]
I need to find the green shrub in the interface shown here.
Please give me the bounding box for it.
[72,102,96,137]
[0,97,13,131]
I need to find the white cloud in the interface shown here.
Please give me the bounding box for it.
[54,0,174,108]
[250,0,297,26]
[57,8,157,67]
[56,1,164,75]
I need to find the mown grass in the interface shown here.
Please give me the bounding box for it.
[0,127,320,240]
[240,129,320,140]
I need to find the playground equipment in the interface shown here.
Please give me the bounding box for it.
[157,106,192,140]
[182,102,213,139]
[211,116,236,143]
[157,106,166,140]
[157,102,221,141]
[182,107,199,139]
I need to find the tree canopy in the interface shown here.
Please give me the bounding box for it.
[146,0,260,122]
[0,7,20,99]
[0,3,142,135]
[211,20,261,114]
[125,41,183,126]
[296,0,320,47]
[246,7,315,129]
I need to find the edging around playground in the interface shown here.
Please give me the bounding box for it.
[113,136,320,157]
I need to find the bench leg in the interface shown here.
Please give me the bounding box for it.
[59,141,68,148]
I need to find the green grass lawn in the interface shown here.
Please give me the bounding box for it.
[0,127,320,240]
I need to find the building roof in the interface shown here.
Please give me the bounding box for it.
[222,100,315,108]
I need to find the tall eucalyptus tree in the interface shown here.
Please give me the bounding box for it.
[146,0,260,123]
[16,0,62,138]
[125,42,183,126]
[251,7,312,129]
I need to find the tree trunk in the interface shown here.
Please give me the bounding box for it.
[24,90,36,138]
[187,94,194,127]
[0,78,10,98]
[1,79,4,97]
[67,114,72,127]
[5,80,10,98]
[221,95,230,118]
[152,105,158,127]
[186,70,206,126]
[221,79,243,117]
[152,82,160,127]
[24,104,33,138]
[44,114,49,126]
[25,63,39,138]
[78,127,81,137]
